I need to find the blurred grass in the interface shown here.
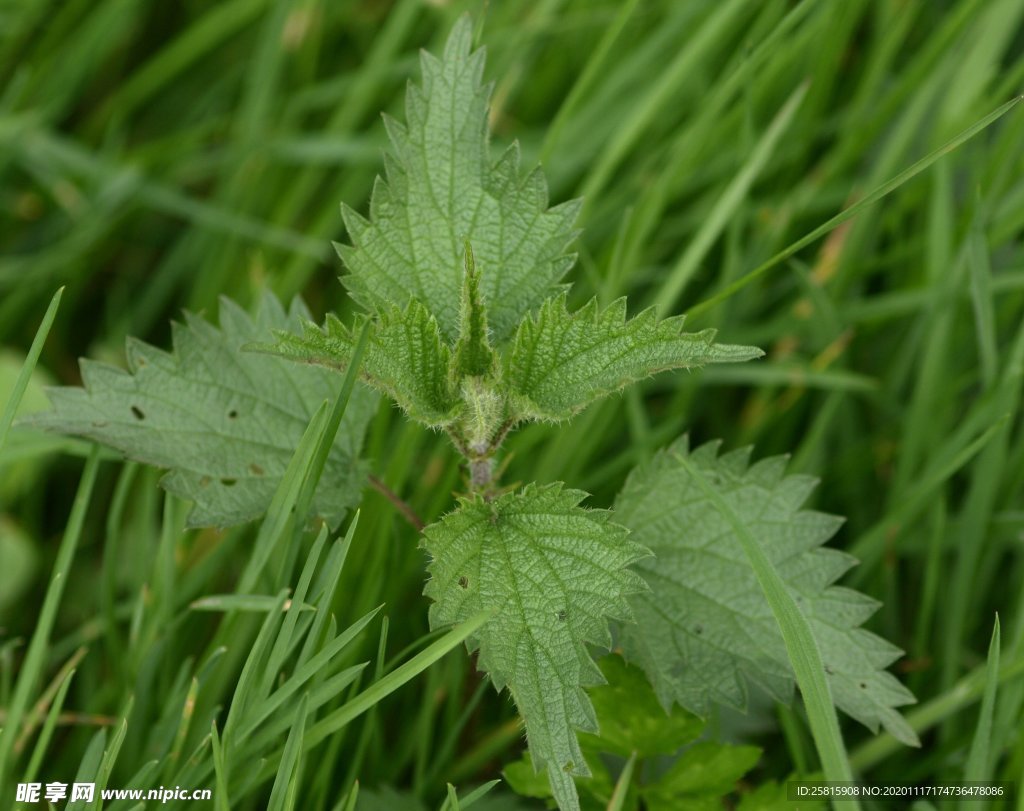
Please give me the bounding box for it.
[2,0,1024,808]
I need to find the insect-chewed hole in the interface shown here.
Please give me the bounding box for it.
[220,478,237,487]
[228,409,238,419]
[130,405,145,420]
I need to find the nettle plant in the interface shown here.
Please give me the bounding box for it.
[37,18,917,810]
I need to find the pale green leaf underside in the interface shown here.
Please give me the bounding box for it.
[614,437,917,746]
[506,295,764,421]
[422,484,648,810]
[28,294,378,528]
[261,300,460,425]
[339,16,580,344]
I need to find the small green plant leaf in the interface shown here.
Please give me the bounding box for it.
[28,293,377,528]
[502,748,614,811]
[452,242,498,381]
[580,654,704,758]
[737,780,826,811]
[422,483,649,811]
[614,437,918,746]
[641,741,762,811]
[264,300,460,426]
[338,16,581,344]
[505,295,763,422]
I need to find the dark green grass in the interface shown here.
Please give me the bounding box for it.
[2,0,1024,808]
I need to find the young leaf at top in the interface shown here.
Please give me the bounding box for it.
[28,293,378,528]
[452,241,497,381]
[422,484,649,811]
[266,16,762,476]
[505,294,763,422]
[339,15,580,344]
[614,437,918,746]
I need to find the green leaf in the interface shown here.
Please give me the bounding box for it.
[28,293,377,528]
[339,15,581,344]
[642,741,761,811]
[580,654,703,758]
[453,241,498,380]
[503,749,614,811]
[615,437,918,746]
[422,483,649,811]
[0,286,62,461]
[736,780,826,811]
[502,754,558,801]
[505,295,763,421]
[264,300,460,426]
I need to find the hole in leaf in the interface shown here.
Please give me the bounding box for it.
[859,682,867,689]
[130,406,145,420]
[458,576,469,589]
[228,409,238,419]
[221,478,237,487]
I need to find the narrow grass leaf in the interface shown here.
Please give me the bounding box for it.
[443,783,461,811]
[607,751,637,811]
[22,666,76,782]
[654,81,807,313]
[0,286,62,459]
[189,595,316,613]
[0,448,99,785]
[211,723,231,811]
[675,451,860,808]
[687,96,1023,319]
[302,610,492,751]
[267,694,308,811]
[962,616,1000,809]
[457,779,501,809]
[66,729,106,811]
[220,589,290,753]
[96,697,133,799]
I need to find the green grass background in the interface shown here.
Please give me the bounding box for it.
[2,0,1024,808]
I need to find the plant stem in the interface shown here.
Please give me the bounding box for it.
[368,474,425,531]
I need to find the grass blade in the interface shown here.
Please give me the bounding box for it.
[961,616,1000,811]
[267,694,308,811]
[654,81,808,313]
[0,286,62,459]
[21,665,77,781]
[607,751,637,811]
[0,447,99,786]
[676,452,860,811]
[302,610,492,751]
[687,95,1023,319]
